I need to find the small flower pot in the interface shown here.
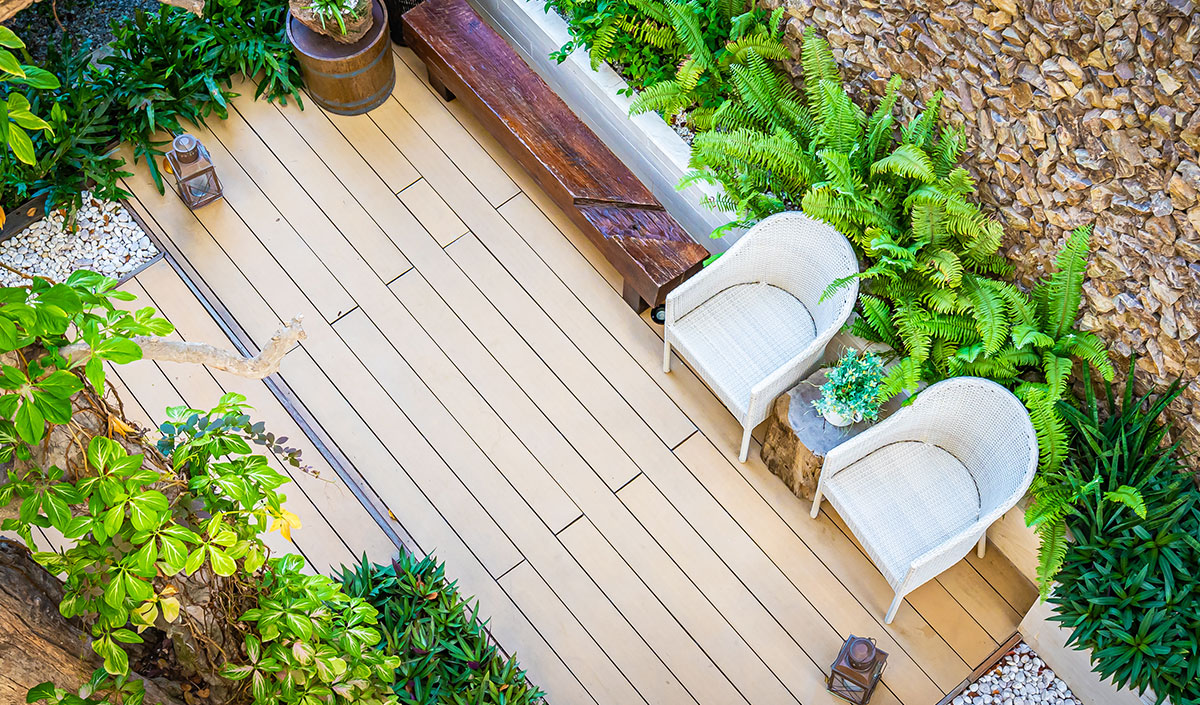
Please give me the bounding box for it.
[289,0,374,44]
[822,409,854,427]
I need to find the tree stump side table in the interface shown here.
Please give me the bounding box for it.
[760,368,904,501]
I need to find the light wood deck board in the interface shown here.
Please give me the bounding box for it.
[121,67,1037,705]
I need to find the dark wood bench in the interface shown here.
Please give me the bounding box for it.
[402,0,707,313]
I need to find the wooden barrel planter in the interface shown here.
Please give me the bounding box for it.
[287,0,396,116]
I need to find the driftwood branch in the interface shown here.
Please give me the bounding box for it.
[158,0,206,15]
[61,317,306,380]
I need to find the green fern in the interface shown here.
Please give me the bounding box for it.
[1103,485,1147,519]
[1040,224,1091,339]
[1034,519,1068,600]
[870,144,937,183]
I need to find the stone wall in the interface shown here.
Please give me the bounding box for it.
[764,0,1200,452]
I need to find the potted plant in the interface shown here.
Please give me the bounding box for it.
[290,0,374,43]
[812,350,885,427]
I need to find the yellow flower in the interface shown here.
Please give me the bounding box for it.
[270,508,303,541]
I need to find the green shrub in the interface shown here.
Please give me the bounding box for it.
[545,0,784,120]
[100,2,302,191]
[340,555,546,705]
[0,275,400,705]
[1,37,131,221]
[1042,369,1200,705]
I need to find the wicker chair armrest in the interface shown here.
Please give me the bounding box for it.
[745,332,834,422]
[664,252,741,324]
[902,518,990,591]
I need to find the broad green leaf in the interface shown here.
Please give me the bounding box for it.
[104,502,127,537]
[7,124,36,165]
[94,337,142,364]
[0,49,23,77]
[160,536,187,574]
[36,370,83,399]
[85,357,105,394]
[129,491,167,531]
[208,546,236,576]
[124,573,153,602]
[14,399,45,444]
[160,596,180,623]
[185,547,206,576]
[0,26,25,49]
[104,573,126,608]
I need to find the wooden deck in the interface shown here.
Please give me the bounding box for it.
[107,46,1036,705]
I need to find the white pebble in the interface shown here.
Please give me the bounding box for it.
[0,190,158,286]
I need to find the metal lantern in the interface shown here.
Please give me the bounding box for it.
[165,134,223,209]
[827,635,888,704]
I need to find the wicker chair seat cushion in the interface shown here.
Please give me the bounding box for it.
[827,440,981,585]
[671,282,816,418]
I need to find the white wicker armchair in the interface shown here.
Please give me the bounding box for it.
[663,212,859,462]
[811,377,1038,623]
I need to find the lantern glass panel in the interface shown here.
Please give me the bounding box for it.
[166,134,223,209]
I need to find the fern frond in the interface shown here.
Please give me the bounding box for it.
[625,19,679,53]
[589,18,622,70]
[923,248,964,288]
[870,143,937,183]
[813,79,866,154]
[865,74,902,162]
[715,0,744,22]
[1103,485,1147,519]
[1055,330,1114,381]
[961,274,1012,354]
[1012,323,1054,350]
[1018,383,1068,472]
[723,34,790,64]
[630,79,692,116]
[625,0,672,26]
[855,294,901,349]
[799,26,839,107]
[894,304,933,362]
[1034,519,1068,599]
[875,356,921,403]
[666,0,714,69]
[932,124,965,178]
[1042,352,1074,399]
[901,89,943,151]
[1043,224,1091,339]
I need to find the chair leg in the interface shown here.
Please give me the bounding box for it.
[663,340,672,374]
[885,592,904,624]
[738,426,752,463]
[810,487,823,518]
[977,532,987,558]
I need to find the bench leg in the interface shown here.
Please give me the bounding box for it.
[621,280,649,313]
[427,69,455,102]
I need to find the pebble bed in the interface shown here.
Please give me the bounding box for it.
[0,192,159,286]
[953,642,1083,705]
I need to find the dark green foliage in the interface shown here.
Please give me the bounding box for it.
[1,0,300,218]
[545,0,782,117]
[1045,369,1200,705]
[100,2,302,192]
[0,38,130,221]
[341,555,546,705]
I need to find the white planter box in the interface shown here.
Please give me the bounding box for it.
[466,0,737,252]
